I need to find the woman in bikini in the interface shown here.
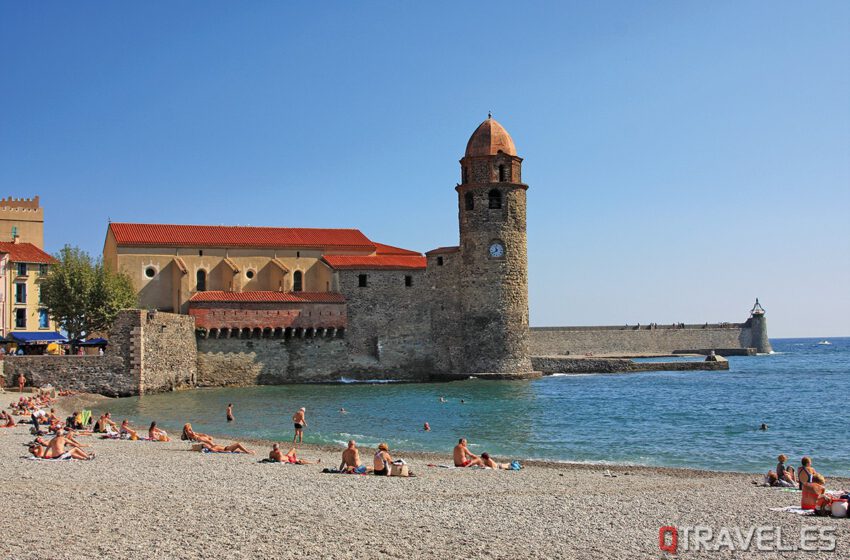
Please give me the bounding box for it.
[148,421,170,442]
[181,423,214,445]
[373,442,392,476]
[200,442,254,454]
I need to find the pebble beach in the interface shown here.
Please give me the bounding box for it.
[0,395,847,559]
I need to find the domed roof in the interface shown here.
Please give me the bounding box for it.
[464,116,517,157]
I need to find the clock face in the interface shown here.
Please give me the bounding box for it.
[488,242,505,258]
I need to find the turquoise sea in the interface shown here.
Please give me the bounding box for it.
[96,337,850,476]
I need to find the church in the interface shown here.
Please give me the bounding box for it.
[104,117,537,379]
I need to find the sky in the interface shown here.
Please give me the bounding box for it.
[1,1,848,338]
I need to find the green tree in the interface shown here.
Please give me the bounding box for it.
[40,245,137,345]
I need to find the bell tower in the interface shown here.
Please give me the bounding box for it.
[456,115,533,375]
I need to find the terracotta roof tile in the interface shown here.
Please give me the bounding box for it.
[425,246,460,256]
[322,255,426,270]
[189,291,346,303]
[109,223,376,251]
[0,242,57,264]
[373,243,422,256]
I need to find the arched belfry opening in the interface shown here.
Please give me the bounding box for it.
[498,164,508,182]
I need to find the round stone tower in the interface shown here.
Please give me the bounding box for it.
[456,116,533,375]
[749,298,773,354]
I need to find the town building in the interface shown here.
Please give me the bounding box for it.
[0,240,57,339]
[0,196,44,249]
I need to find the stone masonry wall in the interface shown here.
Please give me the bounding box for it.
[139,311,197,393]
[336,269,433,375]
[196,335,427,385]
[529,324,754,356]
[4,356,133,396]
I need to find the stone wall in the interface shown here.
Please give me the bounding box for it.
[4,356,132,396]
[139,311,197,393]
[336,269,433,374]
[530,355,729,374]
[529,323,756,356]
[2,310,196,397]
[196,335,426,386]
[425,250,463,374]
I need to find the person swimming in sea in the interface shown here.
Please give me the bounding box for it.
[226,403,234,422]
[759,423,769,431]
[423,422,430,431]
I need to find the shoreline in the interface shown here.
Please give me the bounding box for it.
[50,392,850,484]
[4,391,847,558]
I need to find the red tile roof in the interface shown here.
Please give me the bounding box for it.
[109,223,376,251]
[189,291,346,303]
[322,255,426,270]
[0,242,57,264]
[425,246,460,256]
[374,243,422,256]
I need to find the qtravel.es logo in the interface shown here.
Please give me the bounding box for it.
[658,525,836,554]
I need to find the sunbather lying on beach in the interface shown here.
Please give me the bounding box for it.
[453,438,484,467]
[268,443,319,464]
[340,440,369,473]
[181,423,214,445]
[200,442,254,454]
[148,422,170,442]
[480,452,513,470]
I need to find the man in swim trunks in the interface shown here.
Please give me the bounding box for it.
[340,440,368,473]
[42,430,93,460]
[226,404,234,422]
[292,407,306,443]
[453,438,484,467]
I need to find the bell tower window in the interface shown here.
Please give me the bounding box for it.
[488,189,502,209]
[462,167,469,184]
[464,192,474,211]
[293,270,303,292]
[498,164,508,182]
[196,269,207,292]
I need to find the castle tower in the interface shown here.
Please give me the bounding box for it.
[456,116,533,375]
[749,298,773,354]
[0,196,44,248]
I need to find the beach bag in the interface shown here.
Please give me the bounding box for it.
[801,482,825,510]
[390,460,409,477]
[831,499,848,518]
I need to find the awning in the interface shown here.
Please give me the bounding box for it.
[7,332,69,345]
[78,338,108,347]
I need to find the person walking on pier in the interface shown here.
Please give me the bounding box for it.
[292,407,307,444]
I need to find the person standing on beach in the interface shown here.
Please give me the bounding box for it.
[226,403,234,422]
[17,373,25,393]
[292,407,306,443]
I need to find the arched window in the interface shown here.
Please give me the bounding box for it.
[488,189,502,209]
[498,164,508,182]
[196,269,207,292]
[293,270,303,292]
[464,192,474,211]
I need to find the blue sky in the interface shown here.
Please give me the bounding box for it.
[1,1,848,337]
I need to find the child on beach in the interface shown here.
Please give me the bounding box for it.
[774,455,795,487]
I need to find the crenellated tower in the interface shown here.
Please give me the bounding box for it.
[455,116,533,375]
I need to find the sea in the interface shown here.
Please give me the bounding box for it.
[94,337,850,476]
